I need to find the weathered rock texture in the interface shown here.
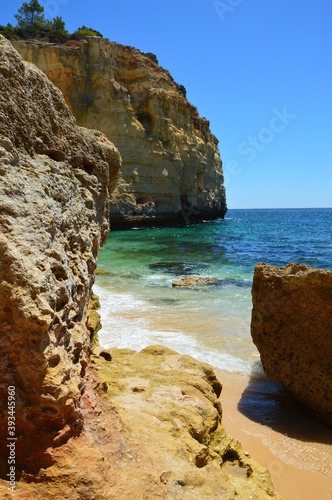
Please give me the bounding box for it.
[0,342,281,499]
[0,35,121,473]
[12,37,227,228]
[251,263,332,427]
[89,344,280,499]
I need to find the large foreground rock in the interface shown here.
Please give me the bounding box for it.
[0,35,121,473]
[0,341,281,498]
[13,38,227,228]
[90,344,280,499]
[251,263,332,427]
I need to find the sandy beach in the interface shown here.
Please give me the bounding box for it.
[217,370,332,500]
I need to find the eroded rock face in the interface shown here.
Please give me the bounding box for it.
[0,344,281,499]
[12,38,227,228]
[251,263,332,427]
[0,35,121,473]
[90,344,281,499]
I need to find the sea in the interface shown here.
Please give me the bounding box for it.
[94,208,332,376]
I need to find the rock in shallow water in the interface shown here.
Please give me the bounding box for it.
[251,262,332,427]
[149,261,197,275]
[172,275,221,287]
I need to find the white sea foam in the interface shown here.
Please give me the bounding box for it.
[93,284,252,375]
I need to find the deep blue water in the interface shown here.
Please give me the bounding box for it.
[220,208,331,272]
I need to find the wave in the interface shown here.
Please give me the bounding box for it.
[93,284,252,375]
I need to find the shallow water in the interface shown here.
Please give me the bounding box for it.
[95,208,332,374]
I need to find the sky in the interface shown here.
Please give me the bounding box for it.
[2,0,332,209]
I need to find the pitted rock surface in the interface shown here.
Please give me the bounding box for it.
[0,35,121,473]
[251,263,332,427]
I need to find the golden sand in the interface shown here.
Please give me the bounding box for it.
[217,371,332,500]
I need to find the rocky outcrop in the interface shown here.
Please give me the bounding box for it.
[251,263,332,427]
[0,35,121,473]
[12,37,227,229]
[0,342,281,499]
[90,344,280,499]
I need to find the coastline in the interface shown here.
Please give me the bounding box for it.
[216,370,332,500]
[94,209,332,498]
[95,288,332,498]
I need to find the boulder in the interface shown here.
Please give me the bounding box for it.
[251,263,332,426]
[91,345,281,499]
[172,275,220,287]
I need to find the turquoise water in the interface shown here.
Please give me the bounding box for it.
[95,208,332,374]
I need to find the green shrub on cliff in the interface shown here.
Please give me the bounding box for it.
[0,1,103,42]
[48,17,69,43]
[0,23,20,40]
[176,83,187,98]
[71,26,104,39]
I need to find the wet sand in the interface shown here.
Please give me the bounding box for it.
[216,370,332,500]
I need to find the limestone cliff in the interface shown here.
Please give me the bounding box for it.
[12,37,227,229]
[251,263,332,427]
[0,35,121,473]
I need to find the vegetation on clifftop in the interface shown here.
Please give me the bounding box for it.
[1,0,188,99]
[0,0,103,42]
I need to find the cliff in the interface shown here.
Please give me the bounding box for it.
[251,263,332,427]
[12,37,227,229]
[0,34,121,473]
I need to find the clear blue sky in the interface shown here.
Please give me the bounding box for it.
[2,0,332,208]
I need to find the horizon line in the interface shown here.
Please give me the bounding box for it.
[228,207,332,210]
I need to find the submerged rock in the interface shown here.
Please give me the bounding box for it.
[251,262,332,427]
[149,261,196,275]
[12,37,227,229]
[0,35,121,474]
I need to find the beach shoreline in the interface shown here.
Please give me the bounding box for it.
[216,370,332,500]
